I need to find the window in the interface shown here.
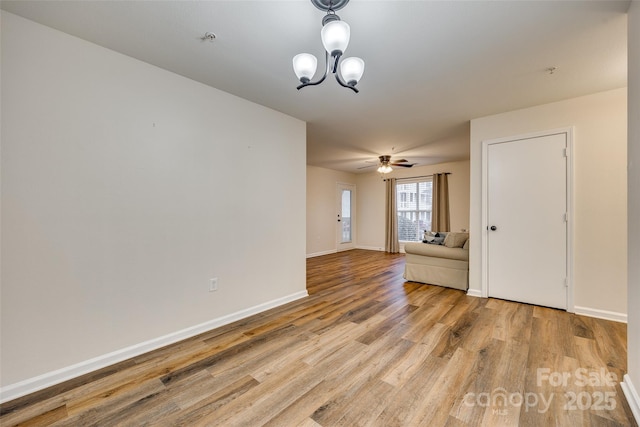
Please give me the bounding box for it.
[397,178,433,241]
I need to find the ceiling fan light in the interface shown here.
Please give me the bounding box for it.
[293,53,318,83]
[377,163,392,174]
[321,20,350,56]
[340,57,364,86]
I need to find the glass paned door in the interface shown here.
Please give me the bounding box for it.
[341,189,352,243]
[337,183,356,251]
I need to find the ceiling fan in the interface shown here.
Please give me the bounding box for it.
[358,155,416,173]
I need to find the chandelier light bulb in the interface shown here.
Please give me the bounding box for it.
[293,53,318,83]
[340,57,365,86]
[321,20,350,56]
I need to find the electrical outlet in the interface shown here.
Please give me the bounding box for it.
[209,278,218,292]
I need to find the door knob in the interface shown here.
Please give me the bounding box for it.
[490,225,497,231]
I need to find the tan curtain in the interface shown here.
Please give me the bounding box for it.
[385,178,400,253]
[432,173,450,232]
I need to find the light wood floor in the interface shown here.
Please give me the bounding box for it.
[1,249,635,426]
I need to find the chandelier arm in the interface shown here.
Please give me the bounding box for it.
[331,52,342,74]
[297,52,331,90]
[335,69,359,93]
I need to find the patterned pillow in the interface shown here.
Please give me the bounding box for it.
[424,231,450,245]
[430,236,445,245]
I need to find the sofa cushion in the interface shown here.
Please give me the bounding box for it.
[444,232,469,248]
[404,241,469,261]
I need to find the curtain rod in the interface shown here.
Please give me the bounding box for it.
[384,172,451,182]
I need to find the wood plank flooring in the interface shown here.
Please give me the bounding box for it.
[1,249,635,426]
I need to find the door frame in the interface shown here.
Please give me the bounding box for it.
[480,127,575,312]
[336,182,356,251]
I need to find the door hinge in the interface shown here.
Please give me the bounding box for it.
[563,147,569,157]
[564,212,569,222]
[564,277,569,287]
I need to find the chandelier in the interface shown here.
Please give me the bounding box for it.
[293,0,365,93]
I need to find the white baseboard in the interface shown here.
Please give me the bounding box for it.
[622,374,640,424]
[306,249,337,258]
[307,247,384,258]
[573,305,627,323]
[356,246,384,252]
[0,290,308,404]
[466,288,483,298]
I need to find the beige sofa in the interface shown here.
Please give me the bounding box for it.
[403,236,469,291]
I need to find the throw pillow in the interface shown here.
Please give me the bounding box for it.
[444,232,469,248]
[463,238,470,250]
[428,236,445,245]
[423,230,434,242]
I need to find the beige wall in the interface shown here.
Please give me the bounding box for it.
[1,12,306,393]
[306,166,357,256]
[626,0,640,414]
[470,88,628,316]
[356,160,471,251]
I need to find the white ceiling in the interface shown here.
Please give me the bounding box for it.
[1,0,629,172]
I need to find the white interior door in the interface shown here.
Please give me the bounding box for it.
[337,183,356,251]
[486,132,568,309]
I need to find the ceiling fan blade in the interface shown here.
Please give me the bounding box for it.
[391,163,415,168]
[393,159,409,163]
[357,164,376,169]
